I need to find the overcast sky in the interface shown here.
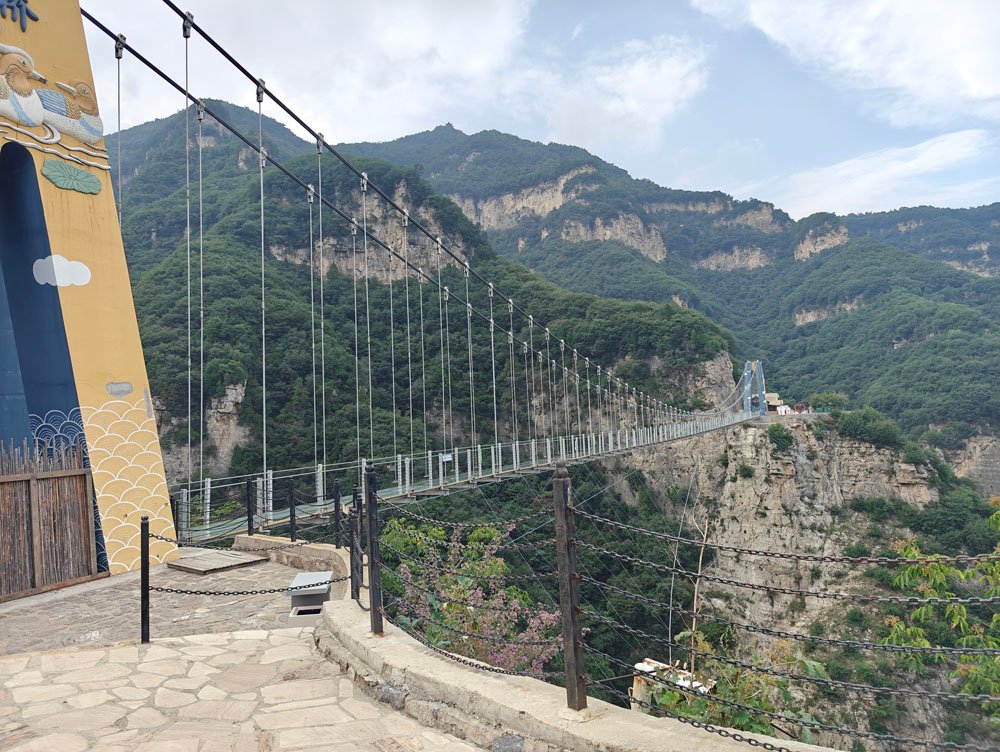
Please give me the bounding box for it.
[81,0,1000,219]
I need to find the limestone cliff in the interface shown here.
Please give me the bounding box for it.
[693,245,771,271]
[450,166,597,230]
[560,213,667,262]
[156,383,250,485]
[795,225,849,260]
[792,297,862,326]
[948,434,1000,496]
[619,417,954,746]
[713,204,786,234]
[267,184,468,283]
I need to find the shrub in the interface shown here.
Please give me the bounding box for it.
[835,406,904,449]
[736,463,754,479]
[767,423,795,452]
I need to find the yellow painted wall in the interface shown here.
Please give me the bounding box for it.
[0,0,176,571]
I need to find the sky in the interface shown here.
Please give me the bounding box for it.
[79,0,1000,219]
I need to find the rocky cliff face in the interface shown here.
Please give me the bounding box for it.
[948,434,1000,496]
[795,225,849,260]
[267,183,468,283]
[792,297,862,326]
[450,166,596,231]
[693,245,770,271]
[560,213,667,262]
[156,383,250,485]
[619,417,946,746]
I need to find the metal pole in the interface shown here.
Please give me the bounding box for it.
[553,462,586,710]
[245,478,254,537]
[364,462,384,635]
[287,481,297,542]
[350,486,361,600]
[140,515,150,644]
[333,480,342,549]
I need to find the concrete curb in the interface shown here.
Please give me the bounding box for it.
[317,600,833,752]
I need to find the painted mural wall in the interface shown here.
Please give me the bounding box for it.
[0,0,176,572]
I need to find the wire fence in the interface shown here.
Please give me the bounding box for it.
[137,456,998,751]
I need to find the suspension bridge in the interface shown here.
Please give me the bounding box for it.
[4,6,997,752]
[77,4,769,544]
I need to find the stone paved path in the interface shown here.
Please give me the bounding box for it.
[0,626,482,752]
[0,561,342,656]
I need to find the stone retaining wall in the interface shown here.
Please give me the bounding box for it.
[317,600,832,752]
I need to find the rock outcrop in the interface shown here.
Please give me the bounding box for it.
[156,382,250,484]
[693,245,770,271]
[795,225,848,260]
[451,166,597,231]
[948,435,1000,496]
[792,297,862,326]
[714,204,785,234]
[560,213,667,262]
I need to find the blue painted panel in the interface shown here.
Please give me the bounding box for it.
[0,142,80,446]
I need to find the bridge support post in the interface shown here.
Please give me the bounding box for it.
[364,463,384,635]
[287,481,297,542]
[245,479,254,537]
[552,462,586,710]
[333,480,342,549]
[140,515,150,644]
[349,486,362,600]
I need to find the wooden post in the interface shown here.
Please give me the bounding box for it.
[140,515,150,644]
[365,462,384,635]
[28,475,43,588]
[553,462,586,710]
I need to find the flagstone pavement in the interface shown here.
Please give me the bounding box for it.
[0,626,483,752]
[0,560,324,657]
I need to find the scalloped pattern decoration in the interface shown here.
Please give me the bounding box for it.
[82,398,176,572]
[40,157,102,194]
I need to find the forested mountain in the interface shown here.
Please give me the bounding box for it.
[112,102,732,477]
[344,125,1000,447]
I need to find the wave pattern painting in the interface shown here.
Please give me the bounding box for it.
[81,398,176,572]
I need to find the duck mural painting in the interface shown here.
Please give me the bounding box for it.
[0,0,177,572]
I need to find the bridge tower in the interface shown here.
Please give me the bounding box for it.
[0,0,175,574]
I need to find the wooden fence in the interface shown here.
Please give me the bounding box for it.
[0,441,102,602]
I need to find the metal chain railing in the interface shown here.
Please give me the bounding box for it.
[384,601,559,680]
[604,685,798,752]
[581,576,1000,657]
[150,575,348,597]
[595,650,993,751]
[384,564,555,616]
[573,507,1000,566]
[582,609,999,703]
[382,524,555,553]
[381,499,551,530]
[577,540,1000,606]
[382,540,556,581]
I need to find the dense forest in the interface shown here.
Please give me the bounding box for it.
[345,124,1000,445]
[113,103,732,478]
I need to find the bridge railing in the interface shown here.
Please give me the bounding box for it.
[169,405,756,543]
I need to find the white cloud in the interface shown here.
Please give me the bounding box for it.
[33,255,92,287]
[84,0,534,143]
[571,22,585,41]
[542,36,709,149]
[691,0,1000,126]
[757,130,996,217]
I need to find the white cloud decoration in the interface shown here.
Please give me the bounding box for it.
[32,254,92,287]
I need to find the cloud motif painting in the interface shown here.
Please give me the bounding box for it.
[32,253,91,286]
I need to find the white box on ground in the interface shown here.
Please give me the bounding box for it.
[286,570,333,626]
